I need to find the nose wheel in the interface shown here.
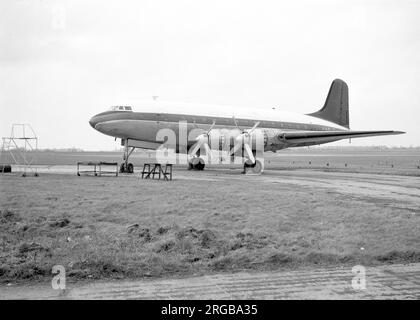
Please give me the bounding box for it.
[120,139,135,173]
[120,162,134,173]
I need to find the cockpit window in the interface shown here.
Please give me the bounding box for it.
[109,106,133,112]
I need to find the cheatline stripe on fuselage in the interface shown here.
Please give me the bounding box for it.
[93,111,345,132]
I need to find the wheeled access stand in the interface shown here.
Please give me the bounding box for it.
[77,162,119,176]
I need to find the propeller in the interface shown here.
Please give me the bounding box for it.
[227,121,260,163]
[232,115,242,131]
[188,121,216,159]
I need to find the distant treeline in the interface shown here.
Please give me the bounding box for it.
[2,146,420,153]
[288,145,420,151]
[5,148,85,152]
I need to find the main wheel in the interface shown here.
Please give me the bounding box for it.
[194,161,205,170]
[190,157,205,170]
[243,160,263,174]
[119,163,126,173]
[251,160,263,174]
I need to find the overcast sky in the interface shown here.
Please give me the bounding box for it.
[1,0,419,150]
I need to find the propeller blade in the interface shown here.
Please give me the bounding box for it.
[248,121,260,134]
[190,133,210,157]
[207,121,216,134]
[227,139,243,157]
[203,143,212,161]
[243,143,255,164]
[232,116,242,131]
[190,134,206,156]
[189,142,202,157]
[196,133,208,142]
[235,133,245,143]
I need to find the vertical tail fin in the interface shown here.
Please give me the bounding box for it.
[308,79,349,129]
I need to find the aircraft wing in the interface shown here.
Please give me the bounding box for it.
[277,130,405,145]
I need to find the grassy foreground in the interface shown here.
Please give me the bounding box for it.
[0,170,419,283]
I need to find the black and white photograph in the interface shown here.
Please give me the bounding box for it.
[0,0,419,308]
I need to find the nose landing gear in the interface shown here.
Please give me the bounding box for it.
[120,139,135,173]
[120,162,134,173]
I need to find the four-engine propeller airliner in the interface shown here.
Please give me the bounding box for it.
[89,79,404,174]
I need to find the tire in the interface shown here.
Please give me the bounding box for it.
[244,159,254,167]
[119,163,126,173]
[127,163,134,173]
[0,165,11,173]
[191,157,205,170]
[243,160,263,174]
[251,160,263,174]
[194,161,205,170]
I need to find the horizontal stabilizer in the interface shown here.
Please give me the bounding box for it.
[278,130,405,145]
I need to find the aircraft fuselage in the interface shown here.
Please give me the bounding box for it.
[89,101,347,152]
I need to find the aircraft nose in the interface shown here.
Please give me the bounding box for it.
[89,116,98,129]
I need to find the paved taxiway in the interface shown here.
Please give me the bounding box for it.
[1,263,419,299]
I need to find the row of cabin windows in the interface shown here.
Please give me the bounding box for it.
[157,115,331,131]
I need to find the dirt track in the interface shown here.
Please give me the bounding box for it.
[1,263,419,299]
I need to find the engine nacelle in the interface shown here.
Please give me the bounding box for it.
[263,129,288,152]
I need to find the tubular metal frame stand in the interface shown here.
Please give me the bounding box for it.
[0,124,39,177]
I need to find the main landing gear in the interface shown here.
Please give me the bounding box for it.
[188,151,264,174]
[187,121,265,174]
[188,156,205,170]
[243,159,263,174]
[120,162,134,173]
[229,121,264,175]
[187,122,215,171]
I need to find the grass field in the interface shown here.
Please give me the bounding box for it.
[2,147,420,175]
[1,149,419,284]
